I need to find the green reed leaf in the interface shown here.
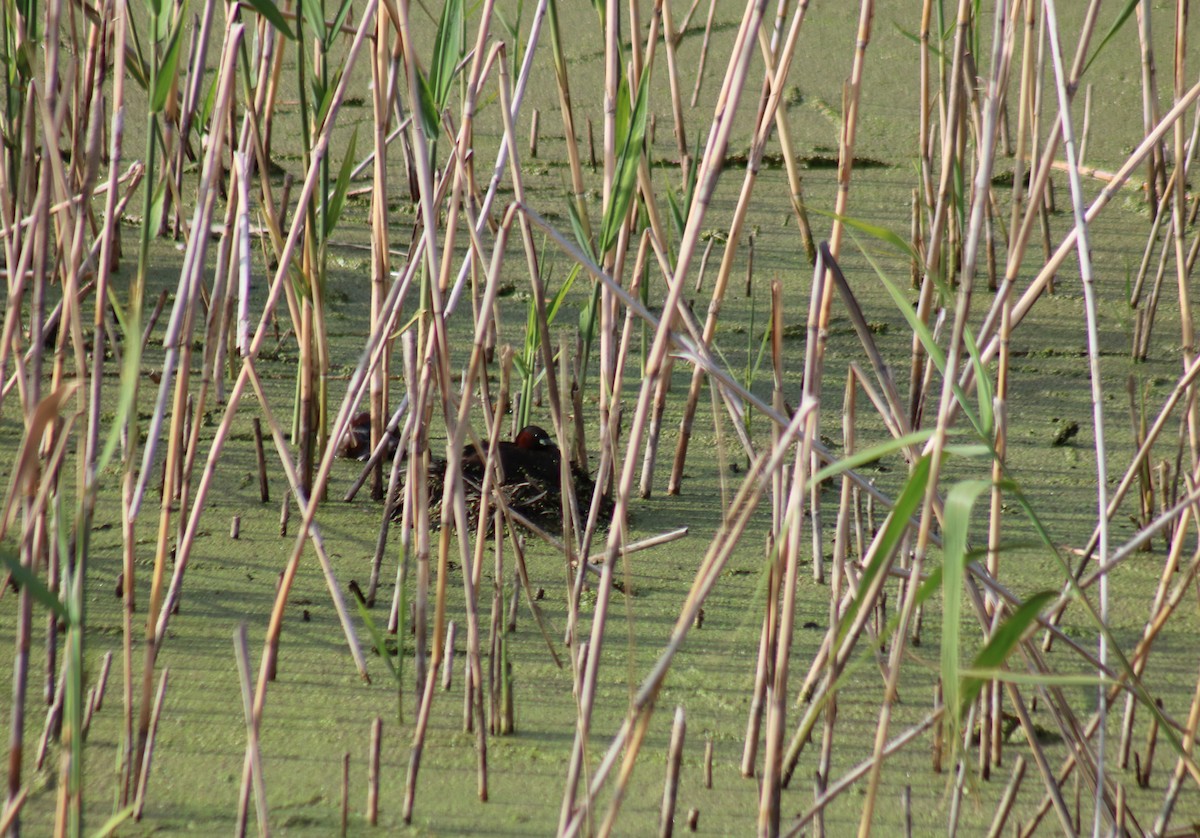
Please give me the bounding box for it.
[567,197,596,262]
[416,68,439,139]
[1083,0,1139,77]
[430,0,464,106]
[299,0,324,45]
[959,590,1057,715]
[941,478,992,750]
[147,177,168,239]
[91,805,137,837]
[810,429,933,486]
[149,14,183,113]
[547,264,579,324]
[323,125,357,235]
[860,244,990,439]
[821,210,917,261]
[327,0,355,47]
[598,70,649,254]
[836,453,930,650]
[963,324,994,438]
[242,0,294,40]
[353,589,398,683]
[0,542,68,620]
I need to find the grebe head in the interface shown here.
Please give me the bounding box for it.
[514,425,555,450]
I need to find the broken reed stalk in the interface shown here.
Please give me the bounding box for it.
[0,788,27,835]
[253,418,270,503]
[659,706,686,838]
[812,371,857,812]
[367,717,381,825]
[704,735,713,789]
[1139,699,1161,787]
[442,621,456,692]
[82,651,113,735]
[340,751,350,836]
[658,0,688,172]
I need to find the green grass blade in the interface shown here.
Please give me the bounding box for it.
[665,183,683,240]
[326,0,355,47]
[147,177,168,240]
[430,0,464,104]
[1083,0,1139,77]
[598,70,649,254]
[810,430,933,486]
[944,442,991,459]
[323,125,357,235]
[958,669,1109,689]
[299,0,324,46]
[613,74,630,153]
[547,264,579,324]
[963,325,993,437]
[149,14,182,113]
[859,243,990,438]
[416,68,440,140]
[90,805,137,838]
[317,66,349,128]
[145,0,165,37]
[196,74,219,135]
[836,454,931,649]
[0,542,68,620]
[940,478,992,749]
[567,197,597,262]
[817,209,918,261]
[241,0,294,40]
[959,590,1057,714]
[352,586,398,683]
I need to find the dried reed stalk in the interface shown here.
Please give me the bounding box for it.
[562,406,810,838]
[560,0,772,822]
[667,0,812,495]
[233,624,268,838]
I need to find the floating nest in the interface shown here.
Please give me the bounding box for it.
[341,419,615,535]
[423,462,614,536]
